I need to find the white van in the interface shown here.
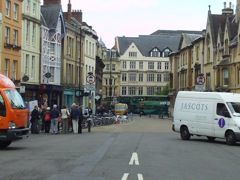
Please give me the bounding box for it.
[172,91,240,145]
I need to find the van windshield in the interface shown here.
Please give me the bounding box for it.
[227,102,240,116]
[4,89,26,109]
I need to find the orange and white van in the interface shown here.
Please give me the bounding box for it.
[0,74,29,148]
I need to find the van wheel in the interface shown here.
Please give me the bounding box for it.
[180,126,190,140]
[0,141,12,148]
[226,131,236,145]
[207,136,216,142]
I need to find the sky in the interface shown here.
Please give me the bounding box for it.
[41,0,235,48]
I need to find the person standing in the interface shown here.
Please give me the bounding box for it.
[78,106,83,134]
[89,107,93,116]
[50,104,60,134]
[44,107,51,133]
[70,103,80,134]
[61,105,70,134]
[40,106,46,132]
[30,105,40,134]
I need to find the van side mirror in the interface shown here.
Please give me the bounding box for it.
[223,111,231,118]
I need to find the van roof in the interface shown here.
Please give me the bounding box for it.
[0,74,15,88]
[177,91,240,102]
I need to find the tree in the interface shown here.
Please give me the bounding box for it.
[155,84,169,95]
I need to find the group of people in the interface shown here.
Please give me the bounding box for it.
[30,103,84,134]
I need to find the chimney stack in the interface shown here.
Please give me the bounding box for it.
[66,0,72,21]
[72,10,83,24]
[236,0,240,23]
[222,1,233,15]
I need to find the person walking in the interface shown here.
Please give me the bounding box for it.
[61,105,70,134]
[30,105,40,134]
[78,106,83,134]
[70,103,80,134]
[44,107,51,133]
[50,104,60,134]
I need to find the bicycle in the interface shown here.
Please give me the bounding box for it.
[91,115,102,127]
[81,118,94,129]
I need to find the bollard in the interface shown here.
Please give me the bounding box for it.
[87,119,91,132]
[131,113,133,121]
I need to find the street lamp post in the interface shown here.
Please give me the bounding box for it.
[79,26,82,105]
[109,49,112,102]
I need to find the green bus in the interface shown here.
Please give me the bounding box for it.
[139,100,169,117]
[118,95,169,114]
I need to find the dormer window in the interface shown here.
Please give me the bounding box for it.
[150,48,160,57]
[163,49,170,57]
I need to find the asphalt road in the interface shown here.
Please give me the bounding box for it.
[1,115,240,180]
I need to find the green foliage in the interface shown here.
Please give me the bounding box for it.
[155,84,169,95]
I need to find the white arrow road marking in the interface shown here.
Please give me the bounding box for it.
[129,152,139,165]
[138,174,144,180]
[122,173,144,180]
[122,173,129,180]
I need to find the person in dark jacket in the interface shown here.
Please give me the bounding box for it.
[70,103,80,134]
[31,105,40,134]
[40,106,46,132]
[50,104,60,134]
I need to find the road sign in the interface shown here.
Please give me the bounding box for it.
[86,74,95,84]
[86,84,95,91]
[197,76,205,85]
[195,85,205,91]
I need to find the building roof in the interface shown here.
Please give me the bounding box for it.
[41,5,62,29]
[117,30,202,56]
[151,30,202,36]
[178,33,203,50]
[208,14,235,45]
[117,35,178,56]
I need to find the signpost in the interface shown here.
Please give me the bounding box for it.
[195,75,205,91]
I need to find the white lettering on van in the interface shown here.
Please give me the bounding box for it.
[180,103,208,111]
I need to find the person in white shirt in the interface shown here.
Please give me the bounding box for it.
[61,105,70,134]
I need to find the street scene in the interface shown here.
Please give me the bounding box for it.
[1,115,240,180]
[1,0,240,180]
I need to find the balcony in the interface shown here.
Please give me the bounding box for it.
[4,42,21,50]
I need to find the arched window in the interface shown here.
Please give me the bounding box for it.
[206,34,211,63]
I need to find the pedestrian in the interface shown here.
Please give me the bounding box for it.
[40,106,46,132]
[78,106,83,134]
[84,107,89,116]
[89,107,93,116]
[50,104,60,134]
[30,105,40,134]
[44,107,51,133]
[70,103,80,134]
[61,105,70,134]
